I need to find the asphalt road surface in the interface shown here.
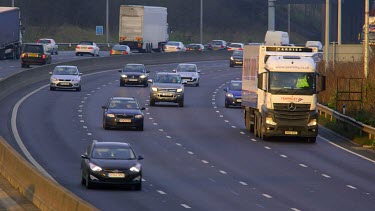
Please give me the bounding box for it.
[1,60,374,211]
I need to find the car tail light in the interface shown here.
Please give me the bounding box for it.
[176,47,181,50]
[123,51,128,55]
[228,47,232,50]
[37,39,40,43]
[76,46,80,49]
[238,48,243,50]
[221,45,224,48]
[199,49,202,51]
[110,50,114,54]
[42,54,46,59]
[88,47,93,49]
[21,53,25,58]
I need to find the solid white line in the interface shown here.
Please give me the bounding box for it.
[280,154,288,158]
[157,190,166,195]
[321,174,331,178]
[299,164,308,168]
[319,135,375,164]
[239,181,248,186]
[181,204,191,209]
[11,85,55,180]
[346,185,357,190]
[262,194,272,199]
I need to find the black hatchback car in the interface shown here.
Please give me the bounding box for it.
[81,141,143,190]
[21,43,52,68]
[119,64,149,87]
[102,97,145,130]
[229,50,243,67]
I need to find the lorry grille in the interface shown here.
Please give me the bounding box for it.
[273,103,310,121]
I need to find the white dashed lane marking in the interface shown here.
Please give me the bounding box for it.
[299,164,308,168]
[251,139,257,142]
[202,160,209,164]
[219,170,227,175]
[239,181,248,186]
[346,185,357,190]
[157,190,167,195]
[321,174,331,178]
[166,136,171,139]
[181,204,191,209]
[240,132,245,135]
[280,154,288,158]
[262,194,272,199]
[264,146,271,150]
[187,151,194,155]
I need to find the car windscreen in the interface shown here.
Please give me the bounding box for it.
[177,65,197,72]
[187,45,200,49]
[38,40,51,44]
[155,75,181,83]
[232,51,243,56]
[92,147,136,160]
[113,45,128,51]
[53,67,79,75]
[229,82,242,91]
[212,41,223,45]
[167,42,179,46]
[108,99,139,109]
[23,45,44,53]
[230,44,242,48]
[122,65,145,72]
[79,41,93,45]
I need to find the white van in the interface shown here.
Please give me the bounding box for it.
[264,31,289,46]
[305,41,323,51]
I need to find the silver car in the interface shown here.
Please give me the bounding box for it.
[148,72,186,107]
[49,65,82,91]
[37,38,58,55]
[173,63,200,86]
[163,41,186,52]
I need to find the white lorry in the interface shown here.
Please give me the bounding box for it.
[119,5,169,53]
[0,7,23,60]
[242,45,326,143]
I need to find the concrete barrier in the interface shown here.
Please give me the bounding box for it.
[0,51,231,210]
[0,136,98,211]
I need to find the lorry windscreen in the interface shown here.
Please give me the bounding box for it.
[269,72,315,95]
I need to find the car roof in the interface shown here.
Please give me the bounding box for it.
[55,65,78,68]
[126,63,144,66]
[93,141,131,148]
[230,42,243,45]
[157,72,180,76]
[39,38,54,40]
[111,97,136,101]
[178,63,196,66]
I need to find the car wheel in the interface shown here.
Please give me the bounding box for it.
[178,100,184,107]
[144,82,148,87]
[50,86,55,91]
[134,181,142,191]
[225,102,229,108]
[76,86,81,92]
[150,99,155,106]
[92,53,95,57]
[103,121,109,130]
[75,53,79,56]
[56,50,58,55]
[307,137,316,143]
[81,171,86,185]
[196,83,199,87]
[230,64,234,67]
[21,63,26,68]
[85,174,93,189]
[138,124,144,131]
[120,81,125,87]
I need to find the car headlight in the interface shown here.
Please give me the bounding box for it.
[51,77,58,82]
[265,116,277,125]
[151,87,158,92]
[130,164,141,172]
[89,163,102,172]
[139,75,146,79]
[135,114,143,119]
[230,56,234,60]
[177,88,183,93]
[307,119,317,126]
[226,93,233,98]
[106,114,115,118]
[72,78,80,82]
[121,74,127,78]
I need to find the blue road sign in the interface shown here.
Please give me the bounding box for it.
[96,26,103,36]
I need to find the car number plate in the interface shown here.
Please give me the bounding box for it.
[237,99,242,102]
[162,93,173,96]
[119,119,131,123]
[60,82,70,86]
[108,173,125,178]
[285,131,298,135]
[128,79,138,81]
[29,53,39,57]
[81,47,87,49]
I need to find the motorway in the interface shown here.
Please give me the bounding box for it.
[0,54,375,211]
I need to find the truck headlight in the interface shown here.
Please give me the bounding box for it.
[177,88,183,93]
[139,75,146,79]
[106,114,115,118]
[89,163,102,172]
[121,74,127,78]
[151,87,158,92]
[230,56,234,60]
[308,119,317,126]
[226,93,233,98]
[265,117,277,125]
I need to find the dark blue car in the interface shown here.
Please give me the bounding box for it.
[224,80,242,108]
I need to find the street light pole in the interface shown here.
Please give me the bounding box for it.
[12,0,14,7]
[200,0,203,44]
[106,0,109,43]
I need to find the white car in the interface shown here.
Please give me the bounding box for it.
[49,65,82,91]
[227,42,244,51]
[75,41,100,56]
[163,41,186,52]
[37,38,58,55]
[173,63,200,86]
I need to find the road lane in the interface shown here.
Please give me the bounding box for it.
[4,60,375,211]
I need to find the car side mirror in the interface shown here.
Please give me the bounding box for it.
[197,70,201,73]
[141,107,146,110]
[138,155,144,160]
[101,105,107,109]
[172,69,176,72]
[148,79,153,83]
[81,154,89,159]
[79,73,83,75]
[182,80,187,84]
[49,72,53,75]
[223,87,228,92]
[118,70,122,72]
